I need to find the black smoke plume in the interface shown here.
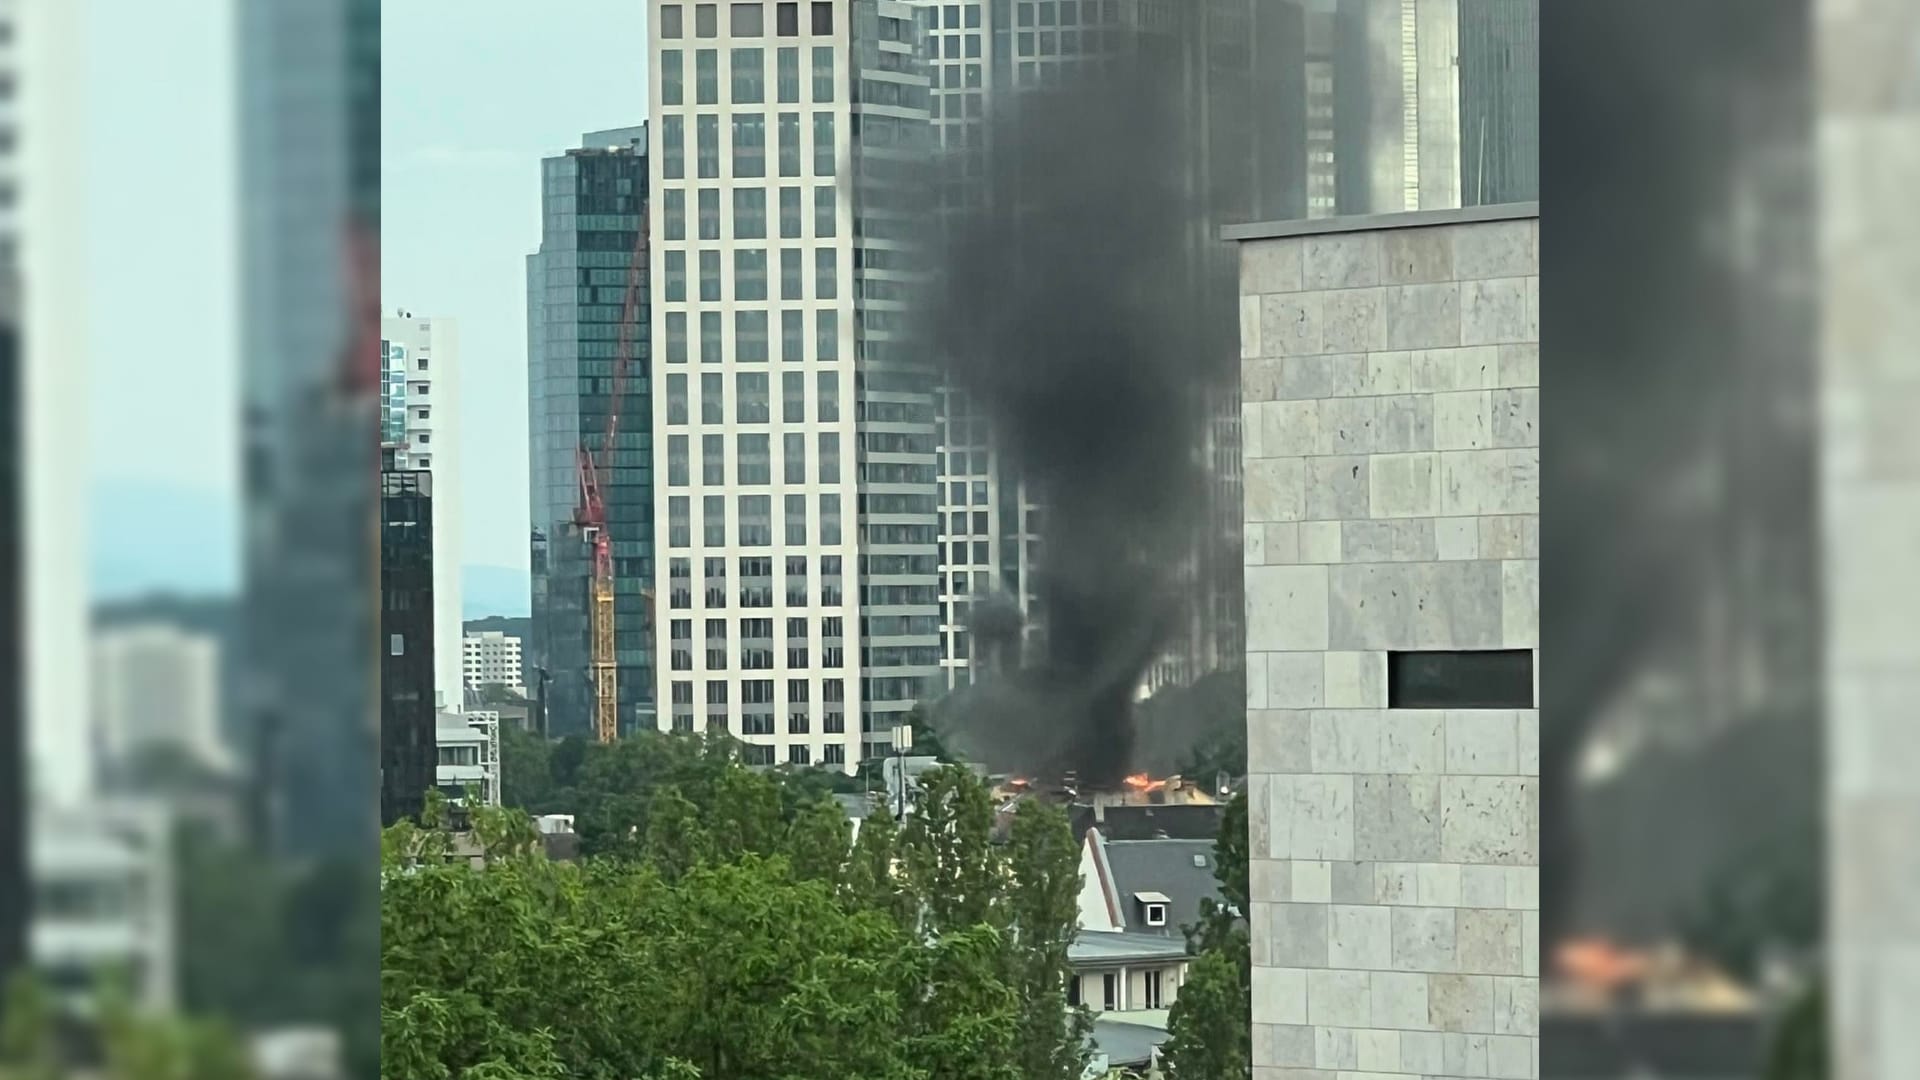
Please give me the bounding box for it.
[912,44,1236,785]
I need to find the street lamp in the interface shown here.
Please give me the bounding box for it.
[890,723,914,820]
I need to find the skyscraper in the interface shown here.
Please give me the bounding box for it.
[527,127,654,739]
[646,0,939,768]
[1333,0,1463,216]
[1458,0,1538,207]
[380,470,436,825]
[380,313,465,711]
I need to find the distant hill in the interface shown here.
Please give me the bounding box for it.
[464,615,532,644]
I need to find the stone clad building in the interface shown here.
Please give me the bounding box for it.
[1229,204,1540,1080]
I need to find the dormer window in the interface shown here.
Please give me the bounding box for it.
[1144,903,1167,927]
[1134,890,1171,928]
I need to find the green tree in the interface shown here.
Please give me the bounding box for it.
[1158,951,1250,1080]
[898,765,1002,932]
[499,722,555,812]
[641,785,713,881]
[1003,799,1093,1080]
[784,797,852,884]
[1764,977,1826,1080]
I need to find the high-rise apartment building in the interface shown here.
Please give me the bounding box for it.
[381,313,465,711]
[646,0,939,768]
[527,127,656,740]
[380,469,437,826]
[462,630,525,693]
[90,622,231,775]
[1457,0,1537,207]
[1333,0,1463,216]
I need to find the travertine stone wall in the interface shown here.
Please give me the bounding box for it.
[1235,210,1541,1080]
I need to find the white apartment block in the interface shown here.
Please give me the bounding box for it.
[90,621,231,775]
[462,630,525,693]
[381,312,465,712]
[435,710,501,808]
[648,0,941,771]
[31,798,176,1011]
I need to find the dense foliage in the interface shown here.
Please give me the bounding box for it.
[1160,789,1250,1080]
[384,731,1092,1080]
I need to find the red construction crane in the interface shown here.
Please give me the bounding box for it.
[575,204,652,744]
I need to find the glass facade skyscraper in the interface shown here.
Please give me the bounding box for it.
[527,128,656,739]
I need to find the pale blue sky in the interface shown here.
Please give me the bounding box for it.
[86,0,647,603]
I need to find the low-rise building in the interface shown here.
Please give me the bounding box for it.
[29,798,174,1011]
[435,710,500,807]
[1076,831,1225,940]
[461,630,524,694]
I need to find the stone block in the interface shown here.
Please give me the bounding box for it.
[1525,276,1538,339]
[1437,517,1480,560]
[1353,774,1442,861]
[1493,977,1539,1037]
[1488,1033,1535,1079]
[1392,906,1458,973]
[1247,525,1269,566]
[1516,710,1539,776]
[1374,395,1436,454]
[1366,350,1414,394]
[1247,564,1330,651]
[1272,902,1331,968]
[1355,1028,1402,1073]
[1273,774,1355,860]
[1292,859,1334,903]
[1429,973,1495,1034]
[1264,522,1303,564]
[1461,278,1531,346]
[1247,357,1286,401]
[1272,652,1327,708]
[1301,521,1344,563]
[1308,456,1371,520]
[1251,903,1274,966]
[1331,860,1374,904]
[1253,966,1310,1025]
[1522,912,1538,974]
[1244,237,1305,294]
[1244,402,1268,460]
[1440,777,1538,866]
[1417,862,1463,908]
[1457,909,1524,975]
[1330,904,1393,970]
[1502,560,1539,649]
[1497,343,1539,387]
[1439,448,1539,517]
[1383,284,1462,350]
[1312,709,1382,773]
[1326,652,1387,708]
[1264,399,1323,458]
[1461,865,1508,909]
[1249,773,1274,853]
[1304,231,1383,290]
[1374,862,1416,905]
[1368,453,1442,519]
[1380,712,1444,774]
[1252,858,1291,902]
[1263,294,1325,357]
[1248,456,1307,523]
[1243,295,1265,358]
[1435,391,1492,451]
[1307,969,1373,1028]
[1478,515,1538,559]
[1282,353,1369,399]
[1442,1032,1490,1076]
[1317,397,1377,456]
[1505,868,1539,911]
[1452,219,1537,280]
[1322,288,1389,352]
[1257,1024,1319,1069]
[1369,971,1431,1031]
[1454,345,1502,389]
[1399,1030,1446,1074]
[1445,711,1519,775]
[1250,709,1313,773]
[1490,389,1538,448]
[1341,520,1400,563]
[1328,561,1504,651]
[1383,228,1454,284]
[1249,653,1271,708]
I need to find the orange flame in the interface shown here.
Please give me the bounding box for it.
[1123,773,1168,792]
[1555,938,1651,991]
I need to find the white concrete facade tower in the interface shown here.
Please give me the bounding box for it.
[90,622,230,774]
[462,630,525,694]
[1234,206,1539,1080]
[380,313,465,712]
[648,0,940,769]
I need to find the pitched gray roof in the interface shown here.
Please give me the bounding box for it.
[1100,837,1223,938]
[1089,1017,1172,1069]
[1068,930,1191,967]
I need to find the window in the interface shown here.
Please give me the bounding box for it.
[1143,902,1168,927]
[671,558,693,607]
[706,557,729,607]
[781,248,804,299]
[1067,975,1081,1007]
[816,310,839,360]
[1144,970,1164,1010]
[725,47,764,101]
[662,4,685,38]
[700,250,722,301]
[696,115,719,177]
[731,2,764,36]
[696,49,719,104]
[700,310,722,363]
[814,186,836,238]
[703,433,725,485]
[778,112,802,176]
[788,560,810,607]
[698,187,721,239]
[818,432,840,484]
[701,372,724,423]
[1102,973,1118,1012]
[696,3,718,37]
[669,496,691,547]
[811,46,835,101]
[668,435,690,487]
[788,745,812,765]
[821,493,843,545]
[667,374,689,423]
[777,47,801,102]
[784,491,808,543]
[824,744,845,765]
[783,373,806,423]
[661,50,685,105]
[736,374,771,424]
[704,495,727,546]
[777,1,799,35]
[706,619,729,668]
[817,371,839,421]
[815,248,838,300]
[743,744,775,765]
[663,188,687,242]
[662,116,685,178]
[1387,650,1535,708]
[812,113,836,175]
[782,310,805,362]
[733,114,766,177]
[735,249,768,301]
[778,186,802,236]
[737,310,769,362]
[811,1,832,34]
[740,495,773,546]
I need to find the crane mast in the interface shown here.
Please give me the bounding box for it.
[576,197,650,744]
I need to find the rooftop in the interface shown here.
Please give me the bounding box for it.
[1068,930,1191,967]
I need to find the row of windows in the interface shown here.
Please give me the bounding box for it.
[659,2,835,41]
[668,676,847,707]
[663,309,841,367]
[1014,0,1123,28]
[669,556,848,610]
[666,493,847,549]
[661,185,837,243]
[656,113,836,182]
[667,431,844,488]
[661,46,836,107]
[663,370,840,425]
[661,247,840,304]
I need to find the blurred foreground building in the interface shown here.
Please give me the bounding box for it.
[29,798,175,1011]
[90,621,232,777]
